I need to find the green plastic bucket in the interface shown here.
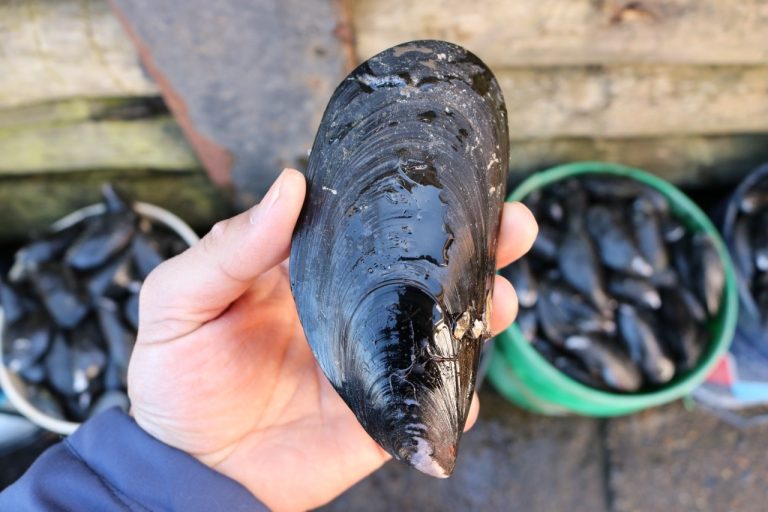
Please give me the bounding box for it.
[487,161,739,416]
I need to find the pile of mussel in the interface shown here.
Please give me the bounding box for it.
[1,185,189,422]
[501,175,726,392]
[730,174,768,330]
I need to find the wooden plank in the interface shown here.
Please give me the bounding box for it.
[507,134,768,187]
[0,96,166,130]
[0,169,229,240]
[0,98,103,130]
[498,65,768,138]
[353,0,768,66]
[0,116,199,174]
[0,0,157,108]
[4,65,764,151]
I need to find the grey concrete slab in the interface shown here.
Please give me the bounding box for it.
[111,0,350,206]
[323,389,608,512]
[607,402,768,512]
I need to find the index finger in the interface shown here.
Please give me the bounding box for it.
[138,169,306,342]
[496,201,538,269]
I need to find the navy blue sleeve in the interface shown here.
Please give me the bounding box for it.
[0,408,267,511]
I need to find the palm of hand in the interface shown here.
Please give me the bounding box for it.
[126,169,536,512]
[129,265,388,511]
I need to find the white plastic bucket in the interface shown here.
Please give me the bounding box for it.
[0,202,199,435]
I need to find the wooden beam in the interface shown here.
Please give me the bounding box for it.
[0,96,165,130]
[0,115,199,174]
[0,169,230,239]
[498,65,768,138]
[0,0,157,109]
[353,0,768,66]
[508,134,768,187]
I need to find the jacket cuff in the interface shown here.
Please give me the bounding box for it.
[66,407,266,511]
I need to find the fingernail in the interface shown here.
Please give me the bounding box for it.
[250,170,286,224]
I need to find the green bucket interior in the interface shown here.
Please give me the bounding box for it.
[488,161,739,416]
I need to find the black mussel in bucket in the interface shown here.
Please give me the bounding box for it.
[728,166,768,330]
[290,40,508,477]
[500,175,726,393]
[0,184,195,431]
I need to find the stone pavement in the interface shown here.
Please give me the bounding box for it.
[323,388,768,512]
[606,402,768,512]
[2,376,768,510]
[323,389,608,512]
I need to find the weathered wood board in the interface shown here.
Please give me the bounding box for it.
[0,96,219,237]
[0,97,164,130]
[0,169,230,239]
[6,65,765,151]
[353,0,768,66]
[0,0,157,108]
[1,0,767,240]
[507,134,768,187]
[498,65,768,138]
[0,116,199,174]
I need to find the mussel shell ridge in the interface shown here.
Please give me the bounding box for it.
[290,40,508,477]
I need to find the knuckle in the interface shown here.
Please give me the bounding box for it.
[201,219,229,255]
[140,262,160,290]
[210,219,228,238]
[139,257,176,298]
[139,264,162,300]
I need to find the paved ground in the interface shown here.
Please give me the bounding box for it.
[3,376,768,510]
[322,387,768,512]
[323,389,608,512]
[606,402,768,512]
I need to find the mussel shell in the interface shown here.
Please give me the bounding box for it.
[631,197,669,273]
[585,205,652,277]
[96,298,135,387]
[2,311,52,373]
[131,232,165,280]
[500,259,537,308]
[616,304,675,385]
[563,334,642,392]
[123,292,140,331]
[290,40,508,477]
[101,183,134,214]
[0,278,32,326]
[30,262,90,329]
[529,224,560,262]
[557,225,612,314]
[608,275,661,310]
[85,253,132,299]
[690,232,725,317]
[65,211,137,271]
[8,222,84,282]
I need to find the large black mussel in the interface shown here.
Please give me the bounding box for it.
[501,175,726,393]
[290,40,508,477]
[1,185,190,424]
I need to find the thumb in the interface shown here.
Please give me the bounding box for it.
[138,168,306,341]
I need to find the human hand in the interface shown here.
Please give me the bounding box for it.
[127,168,537,511]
